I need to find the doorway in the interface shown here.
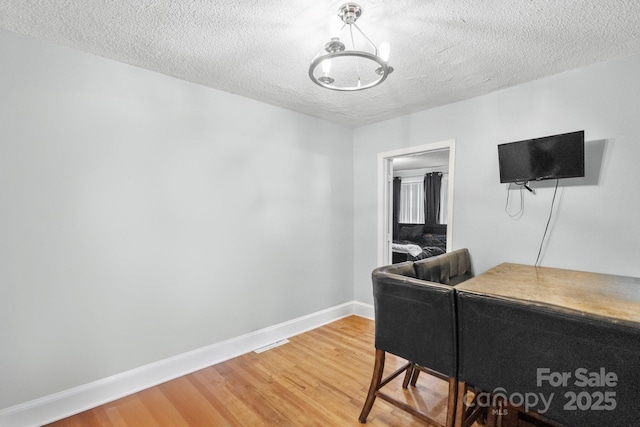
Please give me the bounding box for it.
[377,140,456,266]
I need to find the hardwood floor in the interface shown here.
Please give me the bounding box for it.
[46,316,453,426]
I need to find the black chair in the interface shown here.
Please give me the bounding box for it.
[457,291,640,427]
[359,249,473,426]
[404,249,474,388]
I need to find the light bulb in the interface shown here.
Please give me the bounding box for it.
[379,42,391,62]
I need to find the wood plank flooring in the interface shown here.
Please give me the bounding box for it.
[46,316,453,426]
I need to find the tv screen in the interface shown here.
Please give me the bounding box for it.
[498,131,585,183]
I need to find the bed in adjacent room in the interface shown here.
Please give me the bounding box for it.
[392,223,447,263]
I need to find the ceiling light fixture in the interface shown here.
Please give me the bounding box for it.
[309,3,393,91]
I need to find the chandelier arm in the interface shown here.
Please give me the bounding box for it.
[349,24,362,87]
[352,23,378,56]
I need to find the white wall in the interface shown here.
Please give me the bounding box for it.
[0,29,354,409]
[354,53,640,304]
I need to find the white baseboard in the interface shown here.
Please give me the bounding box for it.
[352,301,375,319]
[0,301,373,427]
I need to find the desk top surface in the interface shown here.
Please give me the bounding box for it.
[455,263,640,324]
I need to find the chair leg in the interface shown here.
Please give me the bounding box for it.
[402,363,415,388]
[455,382,488,427]
[360,352,459,426]
[445,377,458,427]
[358,349,386,423]
[454,380,467,427]
[410,367,421,386]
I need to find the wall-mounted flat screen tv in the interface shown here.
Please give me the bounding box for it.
[498,131,585,183]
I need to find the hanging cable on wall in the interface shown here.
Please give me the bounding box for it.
[504,182,525,218]
[535,179,560,266]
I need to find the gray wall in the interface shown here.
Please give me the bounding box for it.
[354,53,640,304]
[0,30,354,409]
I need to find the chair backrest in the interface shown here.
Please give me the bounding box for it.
[414,248,473,285]
[378,261,417,278]
[457,292,640,426]
[372,270,457,377]
[371,249,474,377]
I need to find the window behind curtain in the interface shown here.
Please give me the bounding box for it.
[398,181,425,224]
[398,174,448,224]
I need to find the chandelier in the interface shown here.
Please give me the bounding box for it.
[309,3,394,91]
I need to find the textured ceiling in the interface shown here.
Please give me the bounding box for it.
[2,1,640,128]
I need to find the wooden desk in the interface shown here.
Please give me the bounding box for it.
[455,263,640,325]
[454,263,640,427]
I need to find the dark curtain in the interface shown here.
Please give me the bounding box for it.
[424,172,442,224]
[392,177,401,238]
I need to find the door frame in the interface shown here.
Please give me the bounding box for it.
[377,140,456,266]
